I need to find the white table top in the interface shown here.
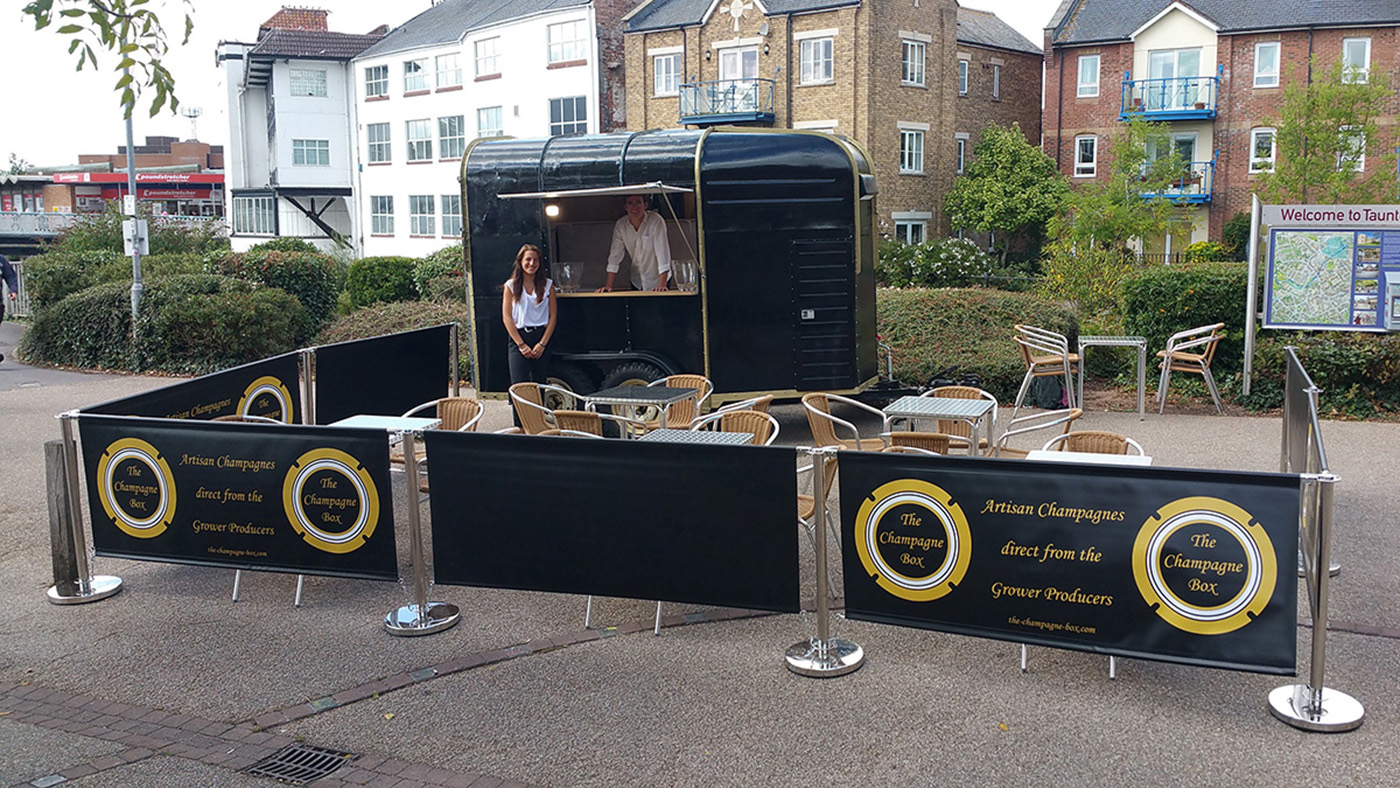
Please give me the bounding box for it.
[329,414,442,432]
[639,428,753,445]
[1025,450,1153,466]
[884,395,995,419]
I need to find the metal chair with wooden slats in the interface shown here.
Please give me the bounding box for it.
[689,408,779,445]
[923,385,998,454]
[643,374,714,430]
[1010,324,1079,423]
[1042,429,1144,455]
[991,408,1083,458]
[801,392,888,451]
[1156,322,1226,415]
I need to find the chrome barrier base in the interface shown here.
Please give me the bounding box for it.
[384,602,461,636]
[1268,684,1364,732]
[46,575,122,605]
[785,638,864,678]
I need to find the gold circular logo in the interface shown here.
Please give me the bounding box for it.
[854,479,971,602]
[282,448,379,554]
[238,376,294,423]
[1132,496,1277,635]
[96,438,177,539]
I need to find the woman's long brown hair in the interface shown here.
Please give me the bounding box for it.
[508,244,546,305]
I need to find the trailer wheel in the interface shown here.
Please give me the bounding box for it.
[599,361,664,389]
[547,362,596,407]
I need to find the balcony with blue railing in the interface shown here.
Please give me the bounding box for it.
[1137,158,1215,204]
[679,78,776,125]
[1120,71,1220,121]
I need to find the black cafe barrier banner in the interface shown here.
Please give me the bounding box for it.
[78,415,397,580]
[84,352,302,424]
[314,324,451,425]
[838,453,1300,674]
[424,432,801,613]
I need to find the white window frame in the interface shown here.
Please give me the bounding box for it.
[436,53,462,89]
[1077,54,1100,98]
[370,195,394,236]
[956,132,970,174]
[1074,134,1097,177]
[892,211,932,245]
[799,38,834,85]
[409,195,435,237]
[898,123,927,174]
[1338,125,1365,172]
[958,59,969,95]
[439,115,466,159]
[1253,41,1280,88]
[902,40,926,86]
[477,106,504,138]
[547,20,588,65]
[233,196,276,235]
[291,139,330,167]
[992,64,1001,99]
[475,38,500,77]
[404,58,428,92]
[289,68,327,97]
[366,123,391,163]
[549,96,588,136]
[441,194,463,238]
[653,51,681,96]
[406,119,432,161]
[1249,127,1275,173]
[1343,38,1371,84]
[364,65,388,98]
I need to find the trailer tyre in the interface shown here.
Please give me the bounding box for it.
[547,362,596,406]
[599,361,665,389]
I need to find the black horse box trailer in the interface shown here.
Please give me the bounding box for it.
[461,127,879,403]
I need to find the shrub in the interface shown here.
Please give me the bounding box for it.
[1184,240,1230,262]
[414,246,463,296]
[1122,261,1249,373]
[877,287,1078,401]
[50,201,228,256]
[1240,332,1400,417]
[19,274,305,374]
[420,274,465,303]
[1037,241,1137,319]
[212,246,339,327]
[344,256,418,307]
[249,237,323,255]
[22,250,207,309]
[876,239,918,288]
[1221,212,1252,261]
[909,238,996,287]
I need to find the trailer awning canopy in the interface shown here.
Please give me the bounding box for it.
[497,182,692,200]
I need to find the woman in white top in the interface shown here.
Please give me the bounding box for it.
[502,245,558,414]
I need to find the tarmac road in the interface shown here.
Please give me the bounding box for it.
[2,344,1398,787]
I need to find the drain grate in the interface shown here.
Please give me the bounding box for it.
[244,743,357,784]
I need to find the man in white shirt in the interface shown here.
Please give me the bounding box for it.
[599,194,671,291]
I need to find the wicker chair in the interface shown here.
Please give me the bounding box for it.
[882,431,953,454]
[689,408,779,445]
[1156,322,1225,415]
[552,408,646,437]
[390,397,483,465]
[922,385,998,454]
[643,374,714,429]
[1042,429,1144,455]
[716,394,773,414]
[1010,324,1079,423]
[992,408,1083,458]
[537,428,604,438]
[508,381,581,435]
[801,392,887,451]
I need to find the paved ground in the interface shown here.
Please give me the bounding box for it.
[1,336,1397,787]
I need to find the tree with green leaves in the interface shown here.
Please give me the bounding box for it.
[22,0,193,119]
[943,122,1069,264]
[6,154,32,175]
[1257,55,1395,204]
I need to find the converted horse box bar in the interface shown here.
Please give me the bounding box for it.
[460,128,880,404]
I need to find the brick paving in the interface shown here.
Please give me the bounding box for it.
[0,606,771,788]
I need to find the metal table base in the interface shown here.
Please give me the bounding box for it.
[1076,335,1147,420]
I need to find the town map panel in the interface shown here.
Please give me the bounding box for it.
[1266,228,1394,330]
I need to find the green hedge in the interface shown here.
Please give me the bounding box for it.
[1122,262,1249,373]
[316,300,468,381]
[19,274,307,374]
[877,287,1078,401]
[21,250,207,309]
[344,256,418,307]
[413,246,463,295]
[49,202,228,257]
[212,246,339,329]
[1237,332,1400,417]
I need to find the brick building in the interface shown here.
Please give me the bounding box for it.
[1044,0,1400,254]
[622,0,1040,240]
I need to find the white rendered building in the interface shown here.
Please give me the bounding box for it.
[351,0,599,257]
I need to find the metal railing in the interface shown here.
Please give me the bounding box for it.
[1137,159,1215,202]
[8,259,31,317]
[679,78,776,123]
[1120,75,1219,118]
[0,211,222,238]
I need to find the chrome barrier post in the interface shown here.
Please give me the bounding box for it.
[451,323,461,397]
[47,413,122,604]
[786,448,863,677]
[1270,472,1363,731]
[385,431,460,635]
[300,348,317,425]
